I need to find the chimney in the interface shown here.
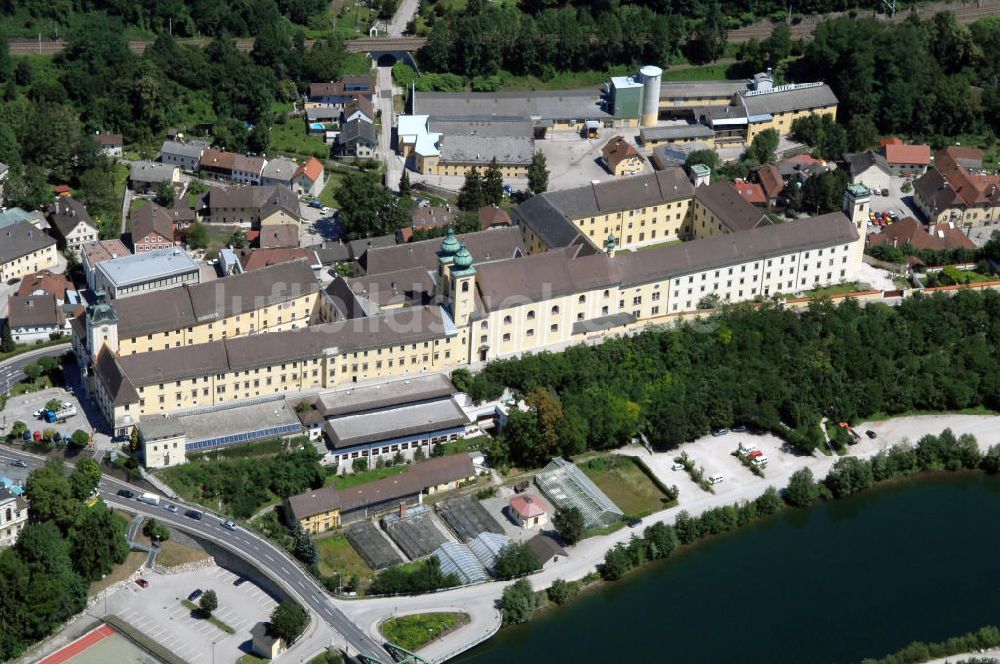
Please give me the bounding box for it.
[399,502,406,518]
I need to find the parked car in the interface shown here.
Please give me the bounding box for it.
[164,504,178,513]
[732,425,748,433]
[187,589,203,602]
[32,431,42,442]
[21,431,31,442]
[747,449,764,460]
[627,518,642,528]
[711,428,729,437]
[32,409,44,418]
[671,462,685,471]
[221,520,237,531]
[751,455,769,467]
[308,200,323,209]
[10,459,27,468]
[738,442,756,456]
[708,474,725,485]
[135,578,149,588]
[865,430,877,439]
[117,489,135,499]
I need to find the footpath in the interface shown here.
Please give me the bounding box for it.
[339,413,1000,662]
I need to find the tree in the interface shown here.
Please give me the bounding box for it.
[398,169,411,196]
[527,151,548,195]
[25,462,81,534]
[45,399,62,413]
[10,421,27,440]
[746,128,779,165]
[601,542,632,580]
[1,323,15,352]
[483,158,504,207]
[824,457,874,498]
[762,23,791,65]
[642,522,678,560]
[686,149,720,172]
[154,181,175,207]
[686,0,726,64]
[228,229,248,249]
[336,171,408,240]
[493,542,541,579]
[143,518,170,542]
[186,223,209,249]
[24,364,42,381]
[68,429,91,450]
[800,170,849,214]
[457,167,485,212]
[500,578,536,624]
[199,589,218,616]
[69,458,101,500]
[785,467,819,507]
[547,578,572,605]
[271,600,308,643]
[69,506,128,581]
[553,506,585,545]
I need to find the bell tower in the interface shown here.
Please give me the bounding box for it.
[449,244,476,328]
[86,290,119,359]
[843,183,871,233]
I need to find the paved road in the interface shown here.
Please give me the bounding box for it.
[387,0,420,38]
[0,444,388,661]
[0,343,72,397]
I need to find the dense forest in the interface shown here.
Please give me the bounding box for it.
[0,0,329,37]
[455,290,1000,468]
[0,460,129,660]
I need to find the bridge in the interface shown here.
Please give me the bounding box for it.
[358,643,434,664]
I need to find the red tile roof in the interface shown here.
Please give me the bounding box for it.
[243,247,317,271]
[16,271,72,299]
[478,205,512,227]
[602,136,641,170]
[884,143,931,166]
[510,494,547,518]
[869,217,976,252]
[755,164,784,200]
[733,178,767,205]
[879,137,903,147]
[94,134,123,146]
[294,157,324,184]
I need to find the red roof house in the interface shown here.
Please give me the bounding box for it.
[509,494,548,529]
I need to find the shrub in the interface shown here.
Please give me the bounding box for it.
[546,578,572,605]
[500,579,536,624]
[785,468,819,507]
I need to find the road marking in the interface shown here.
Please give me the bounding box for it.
[264,552,275,562]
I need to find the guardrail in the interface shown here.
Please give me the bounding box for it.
[434,610,502,663]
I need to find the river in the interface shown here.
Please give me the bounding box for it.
[454,474,1000,664]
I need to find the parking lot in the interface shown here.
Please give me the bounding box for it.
[106,564,278,664]
[0,378,104,446]
[866,175,922,222]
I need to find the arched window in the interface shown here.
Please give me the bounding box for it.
[503,316,512,325]
[481,321,488,329]
[527,310,535,320]
[551,305,560,315]
[578,295,585,304]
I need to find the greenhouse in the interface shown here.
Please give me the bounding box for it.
[534,457,624,529]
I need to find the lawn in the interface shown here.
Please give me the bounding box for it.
[326,465,407,489]
[317,170,346,208]
[636,239,683,251]
[269,115,331,162]
[498,66,633,91]
[380,612,469,651]
[662,62,737,82]
[155,539,211,568]
[315,533,374,583]
[579,455,674,518]
[801,282,862,298]
[88,551,147,599]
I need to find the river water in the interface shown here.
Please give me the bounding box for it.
[454,474,1000,664]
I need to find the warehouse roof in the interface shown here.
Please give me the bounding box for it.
[439,135,534,166]
[659,80,747,100]
[95,247,198,288]
[159,139,210,160]
[740,83,839,116]
[0,221,56,265]
[414,89,612,122]
[323,399,469,448]
[429,117,534,138]
[130,160,177,184]
[317,374,456,418]
[287,454,475,520]
[639,124,715,143]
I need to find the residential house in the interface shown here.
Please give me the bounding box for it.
[510,494,548,529]
[732,178,767,206]
[883,142,931,178]
[755,164,784,206]
[250,623,287,660]
[159,139,210,172]
[81,239,131,290]
[848,152,892,193]
[292,157,325,198]
[914,147,1000,226]
[307,76,376,107]
[335,118,377,158]
[260,157,299,189]
[868,217,977,253]
[129,161,180,194]
[478,205,511,228]
[778,153,831,182]
[17,271,72,302]
[6,294,66,343]
[343,96,374,124]
[203,185,300,227]
[130,203,175,253]
[258,224,299,249]
[47,197,99,256]
[602,136,645,176]
[94,134,123,158]
[0,207,49,231]
[0,488,28,548]
[198,149,266,184]
[0,221,57,283]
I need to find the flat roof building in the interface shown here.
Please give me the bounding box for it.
[94,247,200,300]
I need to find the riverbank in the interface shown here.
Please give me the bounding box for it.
[337,413,1000,662]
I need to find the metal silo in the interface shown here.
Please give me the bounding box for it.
[638,65,663,127]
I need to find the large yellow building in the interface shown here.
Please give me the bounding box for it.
[85,180,870,433]
[0,221,58,283]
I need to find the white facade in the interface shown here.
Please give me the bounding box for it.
[0,490,27,548]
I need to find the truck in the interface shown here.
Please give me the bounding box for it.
[138,492,161,506]
[43,406,77,423]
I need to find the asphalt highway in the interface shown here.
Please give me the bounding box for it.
[0,445,387,661]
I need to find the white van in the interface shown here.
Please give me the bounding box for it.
[708,474,724,485]
[738,442,756,456]
[751,456,769,467]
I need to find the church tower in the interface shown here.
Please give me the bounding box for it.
[86,290,119,360]
[843,183,871,234]
[449,244,476,328]
[436,227,462,302]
